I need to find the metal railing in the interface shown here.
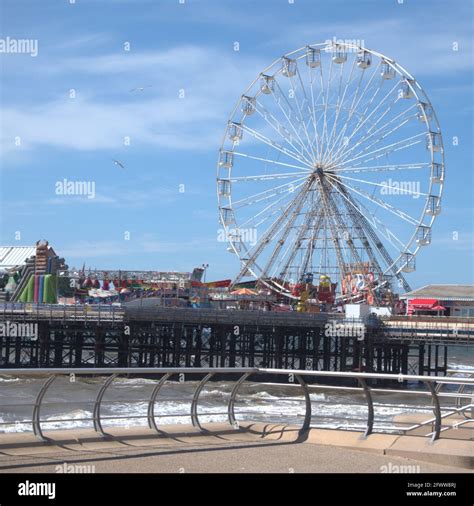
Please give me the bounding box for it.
[0,303,124,323]
[0,368,472,444]
[381,317,474,343]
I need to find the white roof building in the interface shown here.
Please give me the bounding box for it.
[401,284,474,302]
[0,246,36,272]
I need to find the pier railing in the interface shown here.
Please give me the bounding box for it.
[0,303,124,323]
[0,368,471,444]
[0,303,367,327]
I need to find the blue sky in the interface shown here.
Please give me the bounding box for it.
[0,0,472,289]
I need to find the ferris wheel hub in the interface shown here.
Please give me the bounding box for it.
[313,164,325,176]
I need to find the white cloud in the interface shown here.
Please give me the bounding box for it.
[60,236,218,259]
[271,17,473,76]
[2,12,471,161]
[1,45,265,158]
[46,193,117,205]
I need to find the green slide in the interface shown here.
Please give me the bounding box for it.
[43,274,57,303]
[19,275,35,303]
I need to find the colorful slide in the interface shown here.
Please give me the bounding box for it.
[18,274,57,303]
[19,275,35,303]
[43,275,57,303]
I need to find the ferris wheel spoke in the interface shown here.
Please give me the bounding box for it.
[330,76,393,163]
[274,228,308,283]
[330,80,403,165]
[253,100,314,164]
[331,162,430,174]
[334,133,425,169]
[232,151,310,171]
[314,60,328,159]
[232,176,307,208]
[239,124,313,169]
[340,112,419,166]
[324,177,406,267]
[266,82,309,151]
[367,101,417,136]
[320,56,335,161]
[323,57,357,165]
[337,186,412,292]
[271,81,317,162]
[230,171,307,182]
[260,188,310,280]
[324,184,366,269]
[338,101,417,162]
[272,240,300,282]
[274,197,324,281]
[285,68,319,162]
[307,66,325,160]
[326,174,420,226]
[319,67,344,161]
[299,65,330,161]
[335,113,419,168]
[297,211,326,282]
[233,180,312,284]
[349,77,402,142]
[278,206,322,282]
[316,176,349,278]
[332,190,386,278]
[332,172,428,197]
[239,185,304,229]
[326,61,382,162]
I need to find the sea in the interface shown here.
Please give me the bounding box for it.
[0,346,471,434]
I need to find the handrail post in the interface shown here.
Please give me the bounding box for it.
[357,378,374,438]
[425,380,442,442]
[191,372,214,432]
[147,373,171,432]
[228,372,252,428]
[32,375,57,442]
[93,374,118,436]
[295,374,312,434]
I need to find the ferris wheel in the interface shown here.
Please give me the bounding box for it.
[217,42,444,302]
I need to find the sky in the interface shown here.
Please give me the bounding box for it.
[0,0,473,290]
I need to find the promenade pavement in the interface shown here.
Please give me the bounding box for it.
[0,422,471,473]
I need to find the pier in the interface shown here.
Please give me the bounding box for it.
[0,304,472,376]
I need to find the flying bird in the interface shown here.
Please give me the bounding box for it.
[130,85,152,92]
[113,159,125,169]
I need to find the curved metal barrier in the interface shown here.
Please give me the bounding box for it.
[147,373,172,433]
[93,374,118,436]
[190,372,215,431]
[32,375,57,442]
[0,367,472,443]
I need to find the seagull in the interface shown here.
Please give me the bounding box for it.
[130,85,152,92]
[113,159,125,169]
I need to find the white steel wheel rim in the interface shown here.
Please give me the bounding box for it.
[217,42,444,301]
